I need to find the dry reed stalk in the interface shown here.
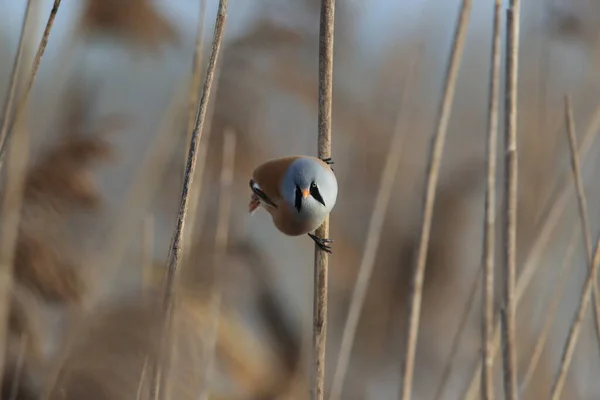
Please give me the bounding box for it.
[399,1,472,399]
[182,297,278,394]
[197,129,236,400]
[178,0,210,252]
[38,87,184,400]
[539,102,600,225]
[549,97,598,400]
[501,1,521,398]
[0,0,34,164]
[180,68,223,271]
[181,2,223,272]
[8,333,27,400]
[184,0,208,158]
[312,0,335,399]
[142,215,155,292]
[136,356,149,400]
[482,1,502,399]
[0,109,30,393]
[0,0,62,166]
[434,265,482,400]
[541,99,600,351]
[83,85,186,308]
[550,234,600,400]
[328,46,422,400]
[565,94,596,307]
[463,101,600,400]
[150,1,228,399]
[519,224,579,393]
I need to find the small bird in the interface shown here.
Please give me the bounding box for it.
[248,155,337,253]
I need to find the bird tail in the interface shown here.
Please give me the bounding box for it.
[248,193,260,215]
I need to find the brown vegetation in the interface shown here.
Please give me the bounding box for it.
[0,0,598,399]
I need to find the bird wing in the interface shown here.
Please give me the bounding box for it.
[251,156,302,205]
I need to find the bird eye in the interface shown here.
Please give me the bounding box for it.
[310,183,326,207]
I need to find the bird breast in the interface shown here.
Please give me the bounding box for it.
[271,201,327,236]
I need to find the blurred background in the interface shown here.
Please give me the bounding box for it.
[2,0,600,398]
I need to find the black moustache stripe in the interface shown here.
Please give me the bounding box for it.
[294,184,302,212]
[311,184,326,207]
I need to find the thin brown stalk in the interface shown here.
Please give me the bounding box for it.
[532,93,600,360]
[142,215,155,292]
[0,0,63,167]
[180,2,221,272]
[182,63,224,272]
[549,96,597,399]
[39,85,186,400]
[328,46,422,400]
[312,0,336,399]
[482,1,502,399]
[399,1,472,399]
[463,99,600,400]
[150,1,228,399]
[0,108,30,391]
[84,85,187,308]
[180,72,219,268]
[564,95,600,336]
[551,235,600,400]
[137,356,149,400]
[178,0,212,272]
[519,224,579,393]
[0,0,34,162]
[8,333,27,400]
[184,0,208,158]
[434,265,482,400]
[198,129,236,400]
[501,1,521,399]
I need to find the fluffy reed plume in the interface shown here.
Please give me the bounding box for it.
[12,85,120,303]
[45,240,301,400]
[22,133,112,214]
[79,0,179,51]
[1,0,599,399]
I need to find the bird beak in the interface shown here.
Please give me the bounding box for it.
[302,188,310,199]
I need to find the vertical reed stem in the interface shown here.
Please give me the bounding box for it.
[312,0,336,399]
[501,1,521,398]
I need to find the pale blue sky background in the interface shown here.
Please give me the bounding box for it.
[3,2,600,397]
[1,0,498,61]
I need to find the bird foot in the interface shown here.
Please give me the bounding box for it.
[308,233,334,254]
[320,157,335,172]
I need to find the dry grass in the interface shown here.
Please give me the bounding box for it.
[312,0,335,399]
[400,1,471,398]
[2,0,600,399]
[481,1,502,398]
[501,1,521,398]
[329,43,422,400]
[150,1,228,399]
[1,0,63,166]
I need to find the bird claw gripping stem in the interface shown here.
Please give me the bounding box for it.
[308,233,334,254]
[320,157,335,172]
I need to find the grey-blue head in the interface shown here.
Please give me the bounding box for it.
[280,157,338,222]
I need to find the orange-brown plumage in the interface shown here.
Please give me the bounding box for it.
[251,156,300,204]
[248,155,337,252]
